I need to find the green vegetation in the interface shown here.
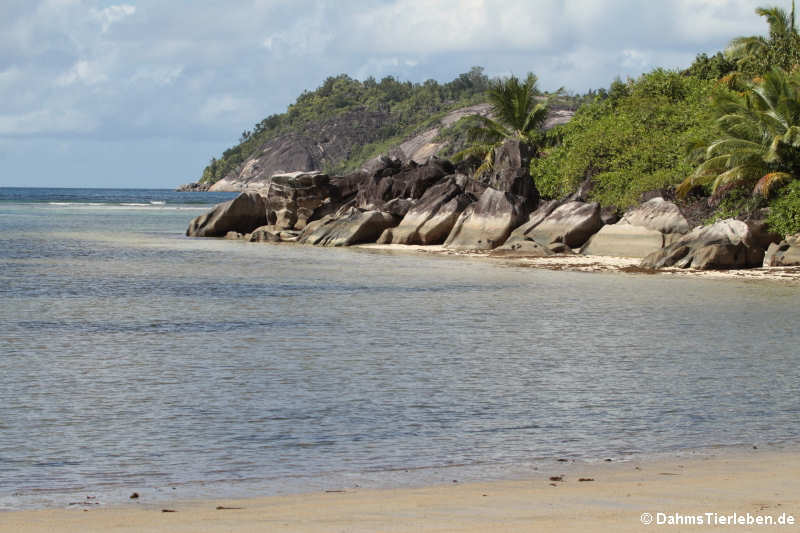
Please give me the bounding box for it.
[530,69,725,209]
[452,74,549,176]
[677,68,800,200]
[768,180,800,234]
[726,2,799,78]
[526,0,800,236]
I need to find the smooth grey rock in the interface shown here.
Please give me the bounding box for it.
[488,139,538,202]
[248,226,281,243]
[443,188,529,250]
[186,192,268,237]
[298,208,398,247]
[580,198,691,258]
[382,178,475,245]
[621,197,690,234]
[524,201,604,249]
[581,223,666,258]
[641,218,779,269]
[355,158,453,210]
[500,200,561,245]
[763,233,800,266]
[383,198,415,218]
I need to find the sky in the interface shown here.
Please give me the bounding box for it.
[0,0,774,188]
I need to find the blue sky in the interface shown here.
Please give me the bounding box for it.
[0,0,772,188]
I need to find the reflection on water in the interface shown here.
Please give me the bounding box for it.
[1,193,799,509]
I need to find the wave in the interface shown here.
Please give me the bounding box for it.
[150,201,166,205]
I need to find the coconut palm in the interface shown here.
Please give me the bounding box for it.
[726,1,799,75]
[677,67,800,199]
[453,73,550,176]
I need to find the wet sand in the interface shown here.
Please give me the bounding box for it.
[356,244,800,283]
[5,447,799,532]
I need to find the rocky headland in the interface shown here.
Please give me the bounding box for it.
[185,139,800,276]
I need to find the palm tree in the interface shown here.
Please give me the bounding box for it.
[726,1,799,75]
[677,67,800,200]
[453,73,550,176]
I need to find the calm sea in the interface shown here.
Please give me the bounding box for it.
[1,187,799,510]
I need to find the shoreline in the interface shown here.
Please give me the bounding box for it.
[5,444,799,532]
[355,243,800,284]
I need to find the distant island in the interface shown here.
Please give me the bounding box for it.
[182,3,800,272]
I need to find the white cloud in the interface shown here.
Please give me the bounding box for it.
[0,108,97,135]
[90,4,135,33]
[130,65,184,87]
[56,59,108,86]
[198,94,254,124]
[0,0,778,185]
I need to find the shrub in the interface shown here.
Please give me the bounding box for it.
[768,181,800,236]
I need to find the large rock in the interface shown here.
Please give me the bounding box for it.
[523,201,604,249]
[488,139,538,202]
[298,208,399,247]
[379,178,475,245]
[641,218,780,269]
[621,197,691,234]
[443,188,529,250]
[355,158,454,210]
[261,171,336,231]
[186,192,267,237]
[580,198,690,258]
[498,200,560,241]
[763,233,800,266]
[581,223,669,258]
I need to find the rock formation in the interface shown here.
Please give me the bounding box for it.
[186,192,267,237]
[378,177,475,245]
[298,208,398,247]
[581,198,690,258]
[763,233,800,266]
[640,218,779,269]
[443,189,530,250]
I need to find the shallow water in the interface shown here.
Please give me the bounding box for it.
[1,188,799,509]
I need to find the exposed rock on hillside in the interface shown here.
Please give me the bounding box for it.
[200,104,573,192]
[208,110,391,192]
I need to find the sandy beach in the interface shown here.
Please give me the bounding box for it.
[356,244,800,283]
[4,446,799,532]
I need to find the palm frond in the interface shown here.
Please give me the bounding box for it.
[725,35,768,60]
[754,171,794,196]
[756,6,793,39]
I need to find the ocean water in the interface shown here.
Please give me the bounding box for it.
[1,187,799,510]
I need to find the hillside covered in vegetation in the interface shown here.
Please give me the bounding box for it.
[197,2,800,236]
[197,67,580,187]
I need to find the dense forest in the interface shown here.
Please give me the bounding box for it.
[200,2,800,235]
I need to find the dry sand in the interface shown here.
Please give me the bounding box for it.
[4,447,799,532]
[356,244,800,283]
